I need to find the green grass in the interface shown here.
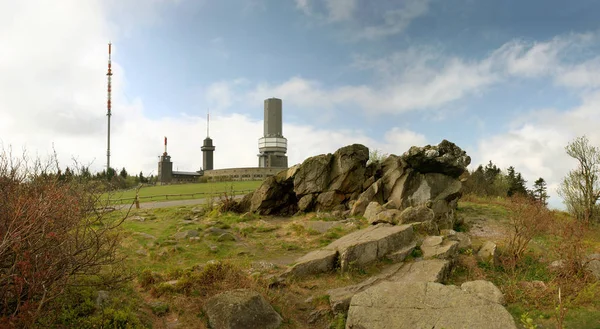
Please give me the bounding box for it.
[104,181,262,205]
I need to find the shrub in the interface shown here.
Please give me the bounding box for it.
[503,195,552,264]
[0,151,129,327]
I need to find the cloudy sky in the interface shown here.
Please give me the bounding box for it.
[1,0,599,209]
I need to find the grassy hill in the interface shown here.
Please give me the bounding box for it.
[104,181,262,204]
[44,195,600,328]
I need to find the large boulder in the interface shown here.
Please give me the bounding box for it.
[327,144,369,194]
[293,154,333,196]
[250,171,297,215]
[247,141,470,225]
[350,179,384,216]
[346,281,517,329]
[401,139,471,178]
[203,289,282,329]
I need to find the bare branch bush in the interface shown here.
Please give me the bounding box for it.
[0,149,129,327]
[503,195,552,265]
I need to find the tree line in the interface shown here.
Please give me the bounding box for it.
[48,165,157,190]
[462,161,549,206]
[463,135,600,223]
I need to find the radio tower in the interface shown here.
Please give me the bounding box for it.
[106,42,113,173]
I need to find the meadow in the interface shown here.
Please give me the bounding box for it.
[104,180,262,204]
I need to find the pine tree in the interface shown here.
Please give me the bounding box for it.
[533,177,549,206]
[119,167,128,179]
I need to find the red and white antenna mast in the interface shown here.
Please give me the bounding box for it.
[106,42,113,172]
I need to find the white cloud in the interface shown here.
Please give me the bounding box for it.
[325,0,357,22]
[357,0,430,39]
[0,0,429,177]
[295,0,430,39]
[246,47,498,115]
[295,0,311,15]
[474,90,600,209]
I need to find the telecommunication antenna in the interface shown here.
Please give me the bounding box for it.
[106,42,113,172]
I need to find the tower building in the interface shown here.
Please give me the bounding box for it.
[201,112,215,170]
[158,137,173,184]
[258,98,288,168]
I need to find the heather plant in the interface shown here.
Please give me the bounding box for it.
[0,150,131,327]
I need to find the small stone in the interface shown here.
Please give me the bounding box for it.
[136,249,148,256]
[209,245,218,252]
[422,236,443,247]
[477,241,498,265]
[217,233,237,242]
[96,290,110,307]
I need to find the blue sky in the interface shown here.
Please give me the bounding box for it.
[1,0,600,209]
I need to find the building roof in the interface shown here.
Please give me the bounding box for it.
[172,171,202,176]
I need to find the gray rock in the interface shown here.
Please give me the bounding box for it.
[315,191,346,211]
[421,240,459,260]
[297,194,315,212]
[283,224,414,277]
[447,231,472,250]
[281,249,338,278]
[422,235,443,247]
[350,179,384,216]
[293,153,333,196]
[477,241,499,265]
[217,233,237,242]
[96,290,110,308]
[250,171,297,215]
[173,230,199,240]
[363,201,384,223]
[371,209,402,225]
[203,289,282,329]
[461,280,506,305]
[386,241,417,263]
[346,282,516,329]
[128,215,146,222]
[328,259,450,314]
[191,206,206,215]
[585,254,600,280]
[136,249,148,256]
[399,205,435,224]
[400,139,471,178]
[328,224,414,272]
[327,144,369,194]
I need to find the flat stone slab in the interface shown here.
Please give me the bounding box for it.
[326,223,414,271]
[281,249,337,278]
[421,240,459,259]
[327,259,450,314]
[461,280,506,305]
[346,282,517,329]
[203,289,282,329]
[283,223,414,278]
[386,241,416,263]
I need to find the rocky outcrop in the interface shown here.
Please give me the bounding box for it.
[245,140,470,230]
[327,259,451,314]
[282,224,415,277]
[203,289,282,329]
[346,281,516,329]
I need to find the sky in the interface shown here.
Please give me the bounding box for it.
[1,0,600,209]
